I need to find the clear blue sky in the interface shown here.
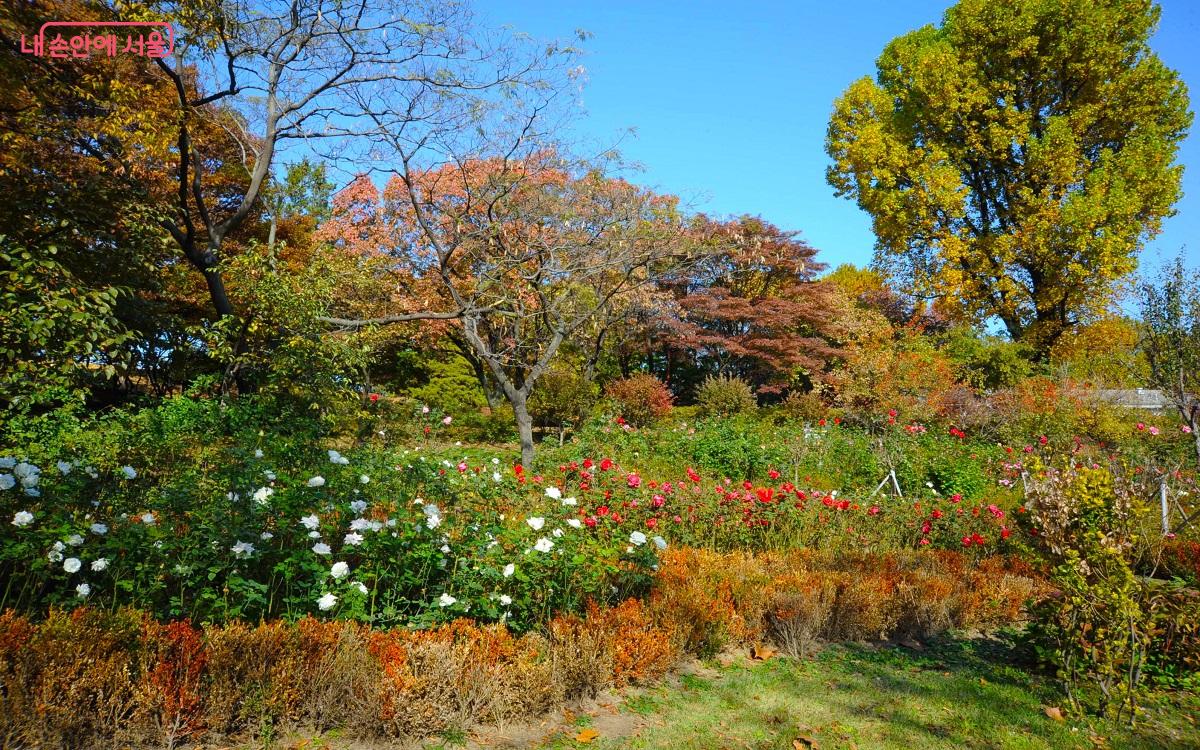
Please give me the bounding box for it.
[477,0,1200,276]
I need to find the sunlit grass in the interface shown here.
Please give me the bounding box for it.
[538,632,1200,750]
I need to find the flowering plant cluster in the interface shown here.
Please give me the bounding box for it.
[0,443,661,629]
[506,455,1022,556]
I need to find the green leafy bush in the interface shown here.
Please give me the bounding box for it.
[696,375,756,418]
[688,417,786,479]
[530,368,599,430]
[1020,464,1193,719]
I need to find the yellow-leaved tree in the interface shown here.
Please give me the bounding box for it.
[826,0,1191,357]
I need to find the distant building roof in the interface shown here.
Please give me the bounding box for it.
[1088,388,1174,413]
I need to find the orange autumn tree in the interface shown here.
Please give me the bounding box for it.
[320,151,691,465]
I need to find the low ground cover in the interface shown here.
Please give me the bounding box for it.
[535,634,1200,750]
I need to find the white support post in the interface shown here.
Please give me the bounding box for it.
[1161,476,1170,535]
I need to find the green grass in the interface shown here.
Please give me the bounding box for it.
[540,632,1200,750]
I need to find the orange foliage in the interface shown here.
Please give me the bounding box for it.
[0,548,1044,745]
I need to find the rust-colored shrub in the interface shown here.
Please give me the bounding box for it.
[0,549,1044,747]
[605,374,674,426]
[585,599,676,686]
[133,619,207,748]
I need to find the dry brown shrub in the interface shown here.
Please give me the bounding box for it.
[890,573,958,641]
[764,574,837,658]
[547,613,615,701]
[372,620,556,739]
[377,637,463,737]
[825,573,898,641]
[9,608,141,748]
[201,619,311,738]
[303,623,385,736]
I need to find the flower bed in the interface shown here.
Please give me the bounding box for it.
[1,438,1029,626]
[0,548,1041,747]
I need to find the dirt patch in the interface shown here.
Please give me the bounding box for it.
[459,689,647,748]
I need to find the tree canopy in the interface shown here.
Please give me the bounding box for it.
[826,0,1191,356]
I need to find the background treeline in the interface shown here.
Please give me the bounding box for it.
[0,0,1197,468]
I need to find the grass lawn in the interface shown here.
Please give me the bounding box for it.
[535,633,1200,750]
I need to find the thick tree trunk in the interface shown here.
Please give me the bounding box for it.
[513,395,535,468]
[202,259,236,319]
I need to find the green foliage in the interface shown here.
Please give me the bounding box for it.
[926,451,989,500]
[207,248,369,410]
[695,375,757,418]
[827,0,1192,353]
[529,367,599,428]
[268,158,335,224]
[939,327,1038,390]
[688,416,787,479]
[405,355,488,415]
[1022,464,1173,720]
[0,237,132,404]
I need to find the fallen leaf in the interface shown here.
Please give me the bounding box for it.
[575,727,600,743]
[1044,706,1065,721]
[750,644,777,660]
[794,736,820,749]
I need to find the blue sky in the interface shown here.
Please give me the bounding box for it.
[476,0,1200,276]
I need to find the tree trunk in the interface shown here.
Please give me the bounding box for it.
[513,395,535,468]
[202,260,236,319]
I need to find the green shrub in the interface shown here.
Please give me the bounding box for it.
[926,452,989,500]
[1021,463,1187,719]
[778,390,828,423]
[688,417,786,479]
[404,357,487,414]
[529,369,598,429]
[695,375,756,418]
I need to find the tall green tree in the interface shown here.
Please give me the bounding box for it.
[826,0,1191,356]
